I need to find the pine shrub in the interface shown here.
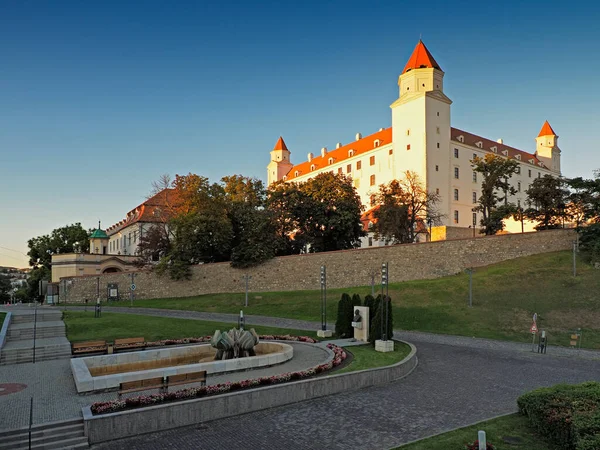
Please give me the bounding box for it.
[334,293,353,338]
[369,295,394,344]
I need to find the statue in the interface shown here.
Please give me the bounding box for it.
[351,310,362,330]
[210,328,259,360]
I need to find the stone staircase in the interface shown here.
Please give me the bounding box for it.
[0,418,88,449]
[0,308,72,365]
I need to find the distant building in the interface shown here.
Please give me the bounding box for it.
[51,189,178,282]
[267,41,561,243]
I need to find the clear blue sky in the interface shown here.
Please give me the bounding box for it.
[1,0,599,267]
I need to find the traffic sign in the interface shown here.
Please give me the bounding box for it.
[130,284,136,291]
[530,323,538,334]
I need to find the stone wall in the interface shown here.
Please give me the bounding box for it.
[61,229,575,303]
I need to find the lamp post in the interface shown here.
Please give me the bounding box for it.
[317,266,332,337]
[517,200,524,234]
[381,262,389,341]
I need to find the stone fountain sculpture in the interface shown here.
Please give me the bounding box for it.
[210,328,259,360]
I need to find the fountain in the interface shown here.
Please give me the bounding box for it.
[210,328,259,360]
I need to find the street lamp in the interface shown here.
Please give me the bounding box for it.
[381,262,389,341]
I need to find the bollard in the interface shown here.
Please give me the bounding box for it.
[478,430,486,450]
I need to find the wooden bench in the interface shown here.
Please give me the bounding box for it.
[71,340,108,356]
[118,377,165,399]
[164,371,207,392]
[114,337,146,352]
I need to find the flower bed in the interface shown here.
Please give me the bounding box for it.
[90,343,344,415]
[145,334,318,348]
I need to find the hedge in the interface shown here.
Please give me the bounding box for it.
[517,382,600,450]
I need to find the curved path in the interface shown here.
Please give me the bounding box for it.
[77,306,600,450]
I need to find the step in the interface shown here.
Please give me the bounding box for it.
[0,418,83,438]
[1,435,89,449]
[0,424,84,447]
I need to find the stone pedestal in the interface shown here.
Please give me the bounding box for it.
[353,306,370,342]
[375,339,394,353]
[317,329,333,338]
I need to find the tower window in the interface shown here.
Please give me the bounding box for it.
[370,156,375,166]
[406,144,411,150]
[454,167,460,179]
[437,143,440,148]
[370,175,376,186]
[389,149,393,155]
[454,189,459,201]
[357,161,362,170]
[454,210,459,224]
[472,192,477,203]
[454,148,459,158]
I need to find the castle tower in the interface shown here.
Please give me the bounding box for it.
[390,40,453,221]
[535,121,561,174]
[267,136,293,185]
[89,221,109,255]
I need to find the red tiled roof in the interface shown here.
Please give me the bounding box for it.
[273,136,289,151]
[451,128,546,167]
[360,205,380,231]
[403,40,441,74]
[537,120,557,137]
[106,189,181,235]
[285,128,392,181]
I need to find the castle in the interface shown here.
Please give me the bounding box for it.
[267,41,561,240]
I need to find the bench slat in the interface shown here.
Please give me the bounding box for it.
[72,340,107,348]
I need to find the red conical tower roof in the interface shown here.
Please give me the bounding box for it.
[403,40,441,74]
[537,120,557,137]
[273,136,289,151]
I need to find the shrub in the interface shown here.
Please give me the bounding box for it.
[335,293,353,338]
[465,441,495,450]
[363,294,375,329]
[369,295,394,344]
[517,382,600,450]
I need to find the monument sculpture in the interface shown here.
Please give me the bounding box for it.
[210,328,260,360]
[352,306,369,342]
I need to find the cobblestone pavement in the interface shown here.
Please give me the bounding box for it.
[94,340,600,450]
[0,342,330,430]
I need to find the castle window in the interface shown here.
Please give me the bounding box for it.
[406,144,411,150]
[370,156,375,166]
[502,150,509,156]
[347,164,351,173]
[370,175,376,186]
[338,168,342,174]
[516,166,521,174]
[374,139,380,147]
[310,164,315,171]
[370,194,375,205]
[407,129,410,136]
[476,141,483,149]
[328,157,333,165]
[368,237,373,247]
[472,192,477,203]
[515,154,521,160]
[454,189,459,201]
[386,148,392,156]
[473,153,477,161]
[454,148,459,158]
[437,112,440,116]
[436,188,440,195]
[436,127,440,134]
[528,169,532,177]
[454,167,460,179]
[437,143,440,149]
[518,181,521,192]
[348,149,354,157]
[490,146,497,152]
[295,171,299,177]
[457,135,464,143]
[538,172,541,178]
[283,176,287,181]
[435,165,439,172]
[357,161,362,170]
[454,210,459,224]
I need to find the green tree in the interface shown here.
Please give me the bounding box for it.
[369,295,394,345]
[472,154,519,235]
[335,293,354,338]
[363,294,375,331]
[525,175,569,230]
[266,181,309,255]
[0,274,11,303]
[371,171,442,244]
[27,223,90,270]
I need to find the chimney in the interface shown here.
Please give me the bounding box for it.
[307,152,313,162]
[497,138,503,144]
[379,128,384,132]
[355,132,362,141]
[321,147,327,157]
[336,142,342,149]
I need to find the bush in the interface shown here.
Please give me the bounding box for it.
[334,293,353,338]
[465,441,495,450]
[363,294,375,329]
[517,382,600,450]
[369,295,394,345]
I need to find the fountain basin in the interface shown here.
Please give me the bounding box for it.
[71,342,293,393]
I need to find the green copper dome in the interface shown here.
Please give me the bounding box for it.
[90,229,108,239]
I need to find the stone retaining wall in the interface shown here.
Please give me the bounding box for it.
[63,229,575,303]
[82,341,418,444]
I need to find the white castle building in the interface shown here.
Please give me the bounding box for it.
[267,40,561,241]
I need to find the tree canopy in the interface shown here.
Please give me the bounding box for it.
[525,175,569,230]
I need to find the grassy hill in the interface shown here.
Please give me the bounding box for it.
[119,251,600,349]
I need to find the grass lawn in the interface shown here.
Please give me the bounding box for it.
[107,251,600,349]
[63,311,318,343]
[336,341,412,374]
[396,413,550,450]
[0,312,5,324]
